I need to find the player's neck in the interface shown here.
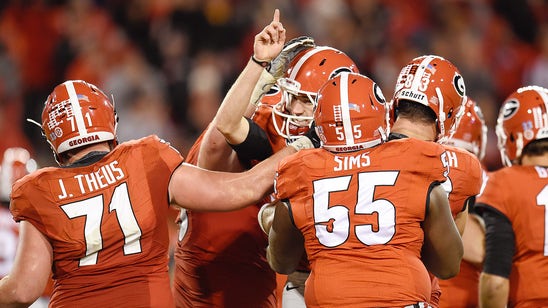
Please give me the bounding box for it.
[391,118,436,142]
[520,153,548,166]
[65,142,111,165]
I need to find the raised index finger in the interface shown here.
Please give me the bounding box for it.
[272,9,280,23]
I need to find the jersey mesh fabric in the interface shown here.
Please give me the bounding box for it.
[275,138,448,307]
[10,135,182,307]
[173,131,276,308]
[430,144,483,307]
[476,166,548,307]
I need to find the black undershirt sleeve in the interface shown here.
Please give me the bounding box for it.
[478,203,515,278]
[228,117,274,164]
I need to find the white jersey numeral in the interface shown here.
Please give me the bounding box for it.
[312,171,398,247]
[537,185,548,256]
[60,182,142,266]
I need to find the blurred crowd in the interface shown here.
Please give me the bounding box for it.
[0,0,546,171]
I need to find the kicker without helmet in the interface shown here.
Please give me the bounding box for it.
[391,55,467,143]
[273,46,359,141]
[35,80,118,165]
[496,85,548,166]
[314,72,387,153]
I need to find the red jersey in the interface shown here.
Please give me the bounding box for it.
[275,138,448,307]
[442,145,483,216]
[477,165,548,307]
[10,135,182,308]
[438,168,488,308]
[438,260,480,308]
[430,145,483,308]
[173,131,277,308]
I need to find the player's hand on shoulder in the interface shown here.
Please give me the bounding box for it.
[289,122,321,151]
[258,202,277,235]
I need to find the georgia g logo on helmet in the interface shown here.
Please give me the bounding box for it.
[373,84,386,105]
[501,99,520,119]
[453,74,465,97]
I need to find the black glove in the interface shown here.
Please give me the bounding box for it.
[269,36,315,78]
[304,122,321,148]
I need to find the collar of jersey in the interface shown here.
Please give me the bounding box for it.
[66,151,109,168]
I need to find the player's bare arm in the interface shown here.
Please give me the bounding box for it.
[462,213,485,268]
[479,273,509,308]
[266,200,304,274]
[169,145,297,211]
[196,123,245,172]
[0,221,53,306]
[454,206,468,235]
[421,184,464,279]
[214,9,285,145]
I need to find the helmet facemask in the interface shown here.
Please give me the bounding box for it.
[270,46,359,142]
[272,77,315,142]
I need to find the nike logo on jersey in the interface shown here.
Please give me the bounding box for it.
[285,285,299,291]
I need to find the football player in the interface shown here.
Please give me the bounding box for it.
[172,11,359,308]
[0,74,307,306]
[439,98,488,308]
[0,147,55,308]
[476,86,548,307]
[266,72,463,307]
[0,149,27,295]
[388,55,484,307]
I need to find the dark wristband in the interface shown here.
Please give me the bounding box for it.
[251,55,271,70]
[228,117,273,162]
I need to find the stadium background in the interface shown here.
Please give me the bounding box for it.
[0,0,546,172]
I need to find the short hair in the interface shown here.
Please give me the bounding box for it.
[520,138,548,161]
[395,100,437,125]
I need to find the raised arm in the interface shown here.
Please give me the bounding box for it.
[195,9,285,170]
[421,184,464,279]
[196,123,245,172]
[0,221,53,307]
[214,9,286,145]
